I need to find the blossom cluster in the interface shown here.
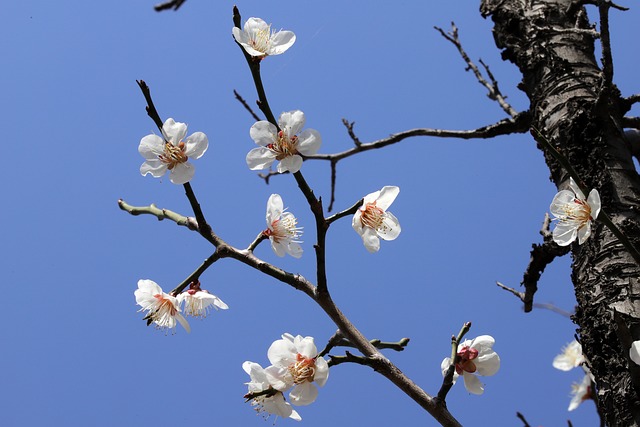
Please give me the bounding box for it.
[441,335,500,395]
[552,340,594,411]
[243,333,329,421]
[134,279,227,334]
[549,177,600,246]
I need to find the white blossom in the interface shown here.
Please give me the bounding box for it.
[568,372,593,411]
[233,17,296,58]
[243,361,301,422]
[134,279,190,334]
[246,111,321,174]
[441,335,500,395]
[352,186,401,253]
[177,282,228,319]
[267,333,329,406]
[139,118,208,185]
[265,194,303,258]
[550,177,601,246]
[553,340,585,371]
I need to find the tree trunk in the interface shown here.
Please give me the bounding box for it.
[480,1,640,425]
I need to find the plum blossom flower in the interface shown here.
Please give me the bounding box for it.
[243,361,301,422]
[264,194,303,258]
[630,340,640,365]
[550,177,601,246]
[352,186,401,253]
[568,371,593,411]
[177,281,228,318]
[139,118,208,185]
[233,17,296,58]
[267,333,329,406]
[553,340,585,371]
[134,279,190,334]
[441,335,500,395]
[246,111,321,174]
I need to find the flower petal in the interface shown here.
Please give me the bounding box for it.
[569,177,586,200]
[246,147,276,170]
[553,222,578,246]
[169,162,195,185]
[631,341,640,365]
[269,31,296,55]
[314,357,329,387]
[278,155,302,173]
[184,132,208,159]
[588,189,601,220]
[378,211,401,241]
[361,227,380,253]
[296,129,322,156]
[175,312,191,333]
[476,352,500,377]
[138,134,164,159]
[289,382,318,406]
[462,372,484,395]
[140,160,167,178]
[266,194,284,225]
[577,222,591,245]
[162,118,187,145]
[286,241,303,258]
[375,186,400,211]
[250,121,278,147]
[279,110,305,136]
[550,190,576,217]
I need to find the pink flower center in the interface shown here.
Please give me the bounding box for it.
[455,346,479,375]
[267,131,299,161]
[288,353,316,384]
[360,202,386,231]
[159,141,188,170]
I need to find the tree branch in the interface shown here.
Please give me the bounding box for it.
[435,22,518,118]
[117,199,198,231]
[154,0,186,11]
[233,89,262,122]
[436,322,472,403]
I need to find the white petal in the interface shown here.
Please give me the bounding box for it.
[169,162,195,184]
[270,238,287,257]
[266,194,284,224]
[363,189,381,205]
[138,134,165,159]
[314,357,329,387]
[279,110,305,136]
[296,129,322,155]
[268,31,296,55]
[630,341,640,365]
[286,241,303,258]
[553,355,577,371]
[352,210,364,236]
[361,227,380,253]
[184,132,208,159]
[162,118,187,145]
[569,177,586,200]
[468,335,495,353]
[262,393,299,420]
[175,313,191,333]
[476,352,500,376]
[268,337,298,367]
[587,189,601,220]
[289,382,318,406]
[244,17,269,33]
[278,155,302,173]
[462,372,484,395]
[553,223,578,246]
[378,211,401,241]
[246,147,276,170]
[375,186,400,211]
[550,190,576,217]
[250,121,278,146]
[296,337,317,359]
[140,160,168,178]
[577,222,592,245]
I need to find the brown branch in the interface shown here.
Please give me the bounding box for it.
[136,80,163,132]
[328,351,375,368]
[521,213,571,312]
[319,332,411,358]
[342,119,362,146]
[234,89,262,122]
[308,114,531,163]
[622,116,640,130]
[436,322,472,403]
[597,1,615,92]
[435,22,518,118]
[326,198,363,226]
[154,0,186,11]
[117,199,199,231]
[517,412,533,427]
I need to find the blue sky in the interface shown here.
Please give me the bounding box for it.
[3,1,639,426]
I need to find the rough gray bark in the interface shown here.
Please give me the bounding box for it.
[480,1,640,425]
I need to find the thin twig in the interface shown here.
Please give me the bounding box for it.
[247,231,268,253]
[169,251,221,295]
[436,322,472,403]
[342,119,362,146]
[326,198,363,225]
[117,199,198,230]
[517,412,533,427]
[328,351,375,368]
[598,1,614,92]
[234,89,262,122]
[154,0,186,11]
[435,22,518,118]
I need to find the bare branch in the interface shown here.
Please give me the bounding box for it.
[342,119,362,146]
[118,199,198,231]
[234,89,262,122]
[436,322,472,403]
[319,333,411,358]
[308,113,531,163]
[435,22,518,118]
[597,1,615,91]
[154,0,186,11]
[328,351,375,368]
[521,213,571,312]
[326,198,363,225]
[623,116,640,130]
[517,412,533,427]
